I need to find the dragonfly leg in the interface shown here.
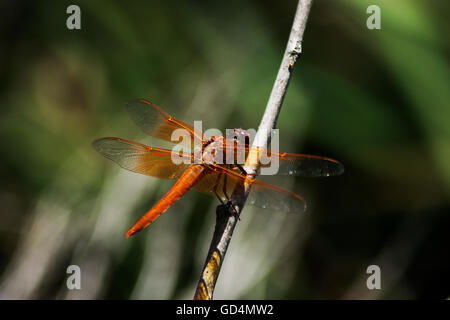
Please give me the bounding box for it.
[212,173,225,205]
[236,164,247,175]
[214,191,225,205]
[222,173,240,220]
[236,164,257,177]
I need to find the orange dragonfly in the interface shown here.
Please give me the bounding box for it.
[93,99,344,237]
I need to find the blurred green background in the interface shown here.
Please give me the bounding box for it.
[0,0,449,299]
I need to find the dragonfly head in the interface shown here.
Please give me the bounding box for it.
[229,128,251,149]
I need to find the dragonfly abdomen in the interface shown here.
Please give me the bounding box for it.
[125,165,206,237]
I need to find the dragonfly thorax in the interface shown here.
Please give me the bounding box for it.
[199,136,227,165]
[198,129,250,166]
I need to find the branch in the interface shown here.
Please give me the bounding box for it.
[193,0,313,300]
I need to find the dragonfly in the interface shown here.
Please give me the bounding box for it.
[92,99,344,237]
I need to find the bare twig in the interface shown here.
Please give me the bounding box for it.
[193,0,313,300]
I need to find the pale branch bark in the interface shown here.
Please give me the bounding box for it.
[193,0,313,300]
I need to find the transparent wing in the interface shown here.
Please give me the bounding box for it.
[193,165,306,214]
[126,99,203,147]
[262,152,344,177]
[92,137,192,179]
[217,144,344,177]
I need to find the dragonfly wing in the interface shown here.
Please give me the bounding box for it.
[92,137,192,179]
[246,178,306,213]
[126,99,203,147]
[218,144,344,177]
[269,152,344,177]
[193,165,306,214]
[193,168,240,200]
